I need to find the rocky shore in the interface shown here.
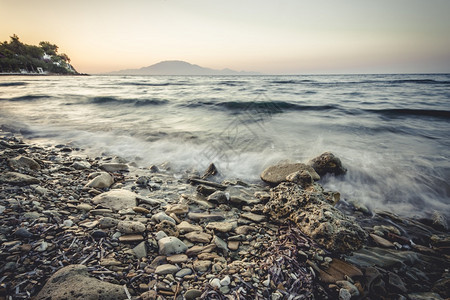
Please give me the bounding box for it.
[0,131,448,300]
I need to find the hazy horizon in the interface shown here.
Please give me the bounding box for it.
[1,0,449,75]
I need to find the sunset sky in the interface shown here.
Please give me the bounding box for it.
[1,0,449,74]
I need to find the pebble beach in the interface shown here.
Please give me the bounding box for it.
[0,130,449,300]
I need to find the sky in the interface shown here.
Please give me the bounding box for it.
[1,0,449,74]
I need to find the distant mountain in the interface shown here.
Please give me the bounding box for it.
[108,60,261,75]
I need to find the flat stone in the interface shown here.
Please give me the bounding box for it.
[213,235,228,252]
[76,203,93,212]
[117,220,146,234]
[234,225,256,235]
[188,212,225,221]
[206,221,234,233]
[177,221,203,234]
[165,203,189,215]
[100,163,129,172]
[241,212,266,222]
[260,163,320,185]
[0,171,39,185]
[186,244,216,256]
[370,233,395,248]
[72,161,91,170]
[92,189,138,211]
[152,211,176,224]
[175,268,192,278]
[33,265,126,300]
[318,258,363,283]
[133,241,147,259]
[119,234,144,242]
[100,258,121,266]
[158,236,188,255]
[133,206,150,214]
[155,264,179,275]
[85,172,114,189]
[166,254,188,264]
[185,231,212,243]
[207,191,229,204]
[193,260,212,272]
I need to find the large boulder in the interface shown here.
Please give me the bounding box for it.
[92,189,137,211]
[260,163,320,185]
[33,264,127,300]
[308,152,347,176]
[264,182,367,253]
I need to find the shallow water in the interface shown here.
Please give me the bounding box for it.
[1,74,449,217]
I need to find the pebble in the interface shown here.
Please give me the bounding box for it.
[220,275,231,286]
[185,231,212,243]
[166,254,188,264]
[152,211,176,224]
[184,289,202,300]
[210,278,221,288]
[193,260,212,272]
[117,220,146,234]
[158,236,188,255]
[175,268,192,278]
[155,230,168,240]
[206,221,234,233]
[133,241,147,259]
[155,264,179,275]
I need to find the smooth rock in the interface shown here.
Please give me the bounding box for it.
[210,278,221,288]
[72,161,91,170]
[184,289,202,300]
[307,152,347,176]
[165,203,189,215]
[8,155,40,170]
[213,235,228,253]
[193,260,212,272]
[188,212,225,221]
[92,189,137,211]
[175,268,192,278]
[260,163,320,185]
[98,216,119,228]
[152,211,176,224]
[206,221,234,233]
[158,236,188,255]
[167,254,188,264]
[14,228,34,239]
[0,171,39,185]
[85,172,114,189]
[155,264,179,275]
[119,234,144,242]
[155,230,168,240]
[370,233,395,248]
[76,203,93,212]
[100,163,129,172]
[177,221,203,234]
[185,231,212,243]
[241,212,266,222]
[220,275,231,286]
[207,191,229,204]
[33,265,126,300]
[117,220,146,234]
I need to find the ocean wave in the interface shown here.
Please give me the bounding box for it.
[0,82,28,87]
[181,100,341,113]
[88,96,168,106]
[118,82,189,87]
[270,79,315,84]
[7,95,48,101]
[366,108,450,119]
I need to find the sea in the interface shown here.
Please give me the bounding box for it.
[1,74,449,219]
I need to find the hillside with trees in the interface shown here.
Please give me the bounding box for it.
[0,34,78,74]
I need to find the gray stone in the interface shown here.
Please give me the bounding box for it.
[213,235,228,253]
[308,152,347,176]
[207,191,229,204]
[339,288,351,300]
[133,241,147,259]
[158,236,188,255]
[220,275,231,286]
[117,220,146,234]
[206,221,234,233]
[155,264,179,275]
[155,230,168,241]
[8,155,40,170]
[152,211,176,224]
[92,189,138,211]
[33,265,127,300]
[261,163,320,185]
[188,212,225,221]
[185,231,212,243]
[85,172,114,189]
[175,268,192,278]
[0,171,39,185]
[184,289,202,300]
[210,278,221,288]
[72,161,91,170]
[98,217,119,228]
[100,163,129,172]
[177,221,203,234]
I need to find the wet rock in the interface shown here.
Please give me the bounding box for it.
[388,272,407,293]
[14,228,34,239]
[318,258,363,283]
[85,172,114,189]
[286,170,314,187]
[307,152,347,176]
[8,155,40,170]
[207,191,229,204]
[0,171,39,185]
[117,220,146,234]
[264,182,367,252]
[260,163,320,185]
[34,265,127,300]
[100,163,129,172]
[408,292,444,300]
[339,288,351,300]
[72,160,91,170]
[336,280,359,297]
[158,236,188,255]
[370,233,395,248]
[92,189,138,211]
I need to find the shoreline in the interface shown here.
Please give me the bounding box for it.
[0,73,89,76]
[0,131,448,299]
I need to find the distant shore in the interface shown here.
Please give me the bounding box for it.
[0,72,89,76]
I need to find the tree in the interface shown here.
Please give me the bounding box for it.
[39,41,58,56]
